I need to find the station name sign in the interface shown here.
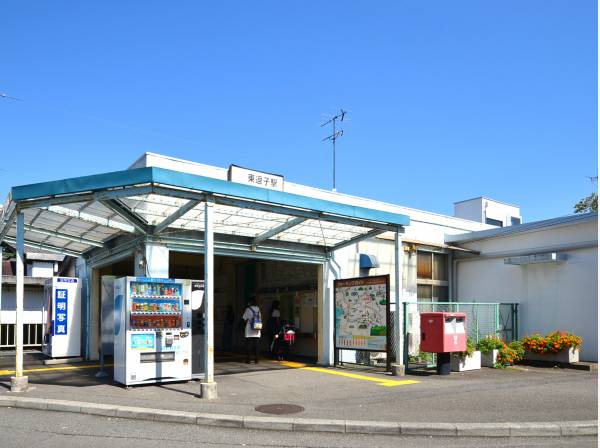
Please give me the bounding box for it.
[228,165,284,191]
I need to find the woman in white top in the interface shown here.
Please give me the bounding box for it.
[242,297,261,364]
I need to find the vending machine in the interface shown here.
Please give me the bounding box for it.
[42,277,81,359]
[113,277,198,386]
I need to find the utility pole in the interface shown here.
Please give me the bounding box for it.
[321,109,346,192]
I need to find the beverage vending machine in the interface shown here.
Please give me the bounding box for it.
[42,277,81,358]
[113,277,197,386]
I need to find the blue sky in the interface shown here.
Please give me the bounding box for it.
[0,1,597,222]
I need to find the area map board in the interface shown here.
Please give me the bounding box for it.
[334,275,390,352]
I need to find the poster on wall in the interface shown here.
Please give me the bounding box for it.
[334,275,389,352]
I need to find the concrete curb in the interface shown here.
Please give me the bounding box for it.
[0,395,596,438]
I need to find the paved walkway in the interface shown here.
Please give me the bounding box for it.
[0,354,596,424]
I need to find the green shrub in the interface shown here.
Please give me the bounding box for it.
[477,335,504,353]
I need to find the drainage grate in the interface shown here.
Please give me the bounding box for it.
[254,403,305,415]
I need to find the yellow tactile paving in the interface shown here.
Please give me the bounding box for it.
[277,360,420,387]
[0,363,112,376]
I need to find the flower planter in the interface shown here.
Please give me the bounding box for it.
[480,349,499,367]
[524,347,579,364]
[451,350,481,372]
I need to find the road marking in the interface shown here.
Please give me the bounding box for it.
[277,361,420,387]
[0,363,112,376]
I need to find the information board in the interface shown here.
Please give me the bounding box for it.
[334,275,389,351]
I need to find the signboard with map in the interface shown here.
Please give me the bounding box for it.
[334,275,389,352]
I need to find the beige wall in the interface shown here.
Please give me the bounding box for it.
[456,219,598,361]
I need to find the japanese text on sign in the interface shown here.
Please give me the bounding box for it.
[228,165,284,191]
[54,289,68,336]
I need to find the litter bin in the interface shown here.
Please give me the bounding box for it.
[420,312,467,375]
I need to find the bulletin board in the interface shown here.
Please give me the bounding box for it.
[334,275,390,352]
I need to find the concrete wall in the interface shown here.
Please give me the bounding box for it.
[455,218,598,361]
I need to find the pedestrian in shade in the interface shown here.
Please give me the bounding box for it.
[242,296,262,364]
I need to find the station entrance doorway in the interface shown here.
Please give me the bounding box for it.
[169,252,320,374]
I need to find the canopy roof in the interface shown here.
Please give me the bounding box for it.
[0,167,410,260]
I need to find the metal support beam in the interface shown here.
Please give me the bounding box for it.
[100,199,149,234]
[46,205,135,233]
[11,211,28,391]
[326,228,387,254]
[201,198,217,398]
[0,246,3,332]
[151,187,399,232]
[24,225,105,248]
[3,236,82,258]
[251,217,306,247]
[153,200,201,235]
[16,185,154,211]
[0,205,17,244]
[393,229,404,373]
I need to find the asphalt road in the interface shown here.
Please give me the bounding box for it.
[2,361,595,423]
[0,408,596,448]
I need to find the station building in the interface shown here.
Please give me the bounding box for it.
[0,153,596,393]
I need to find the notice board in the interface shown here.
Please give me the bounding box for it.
[334,275,389,352]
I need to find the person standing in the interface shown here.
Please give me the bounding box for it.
[267,300,281,358]
[242,297,262,364]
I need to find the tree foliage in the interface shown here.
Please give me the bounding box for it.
[574,192,598,213]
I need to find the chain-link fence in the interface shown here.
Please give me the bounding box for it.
[401,301,518,369]
[336,301,518,371]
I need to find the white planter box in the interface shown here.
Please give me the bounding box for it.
[481,349,499,367]
[451,351,481,372]
[524,348,579,364]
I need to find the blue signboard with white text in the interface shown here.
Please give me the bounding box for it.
[54,289,68,336]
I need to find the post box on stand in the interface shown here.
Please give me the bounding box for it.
[420,312,467,375]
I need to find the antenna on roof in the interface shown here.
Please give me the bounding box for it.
[321,108,347,192]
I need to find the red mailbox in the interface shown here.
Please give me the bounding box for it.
[420,312,467,353]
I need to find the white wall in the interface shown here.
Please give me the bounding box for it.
[0,285,46,324]
[455,197,521,227]
[27,261,55,278]
[455,219,598,361]
[454,198,484,223]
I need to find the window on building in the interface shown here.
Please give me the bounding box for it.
[510,216,521,226]
[417,251,432,279]
[417,250,449,302]
[485,217,503,227]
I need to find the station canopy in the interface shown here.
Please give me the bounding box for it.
[0,167,410,261]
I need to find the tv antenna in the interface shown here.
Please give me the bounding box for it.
[321,108,346,192]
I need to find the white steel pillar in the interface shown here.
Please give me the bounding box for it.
[0,246,3,330]
[392,228,405,376]
[11,211,28,391]
[200,198,217,398]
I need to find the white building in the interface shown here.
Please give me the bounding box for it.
[454,196,522,227]
[447,213,598,361]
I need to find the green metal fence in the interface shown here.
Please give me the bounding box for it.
[401,301,518,368]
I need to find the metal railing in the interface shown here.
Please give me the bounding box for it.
[0,323,43,349]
